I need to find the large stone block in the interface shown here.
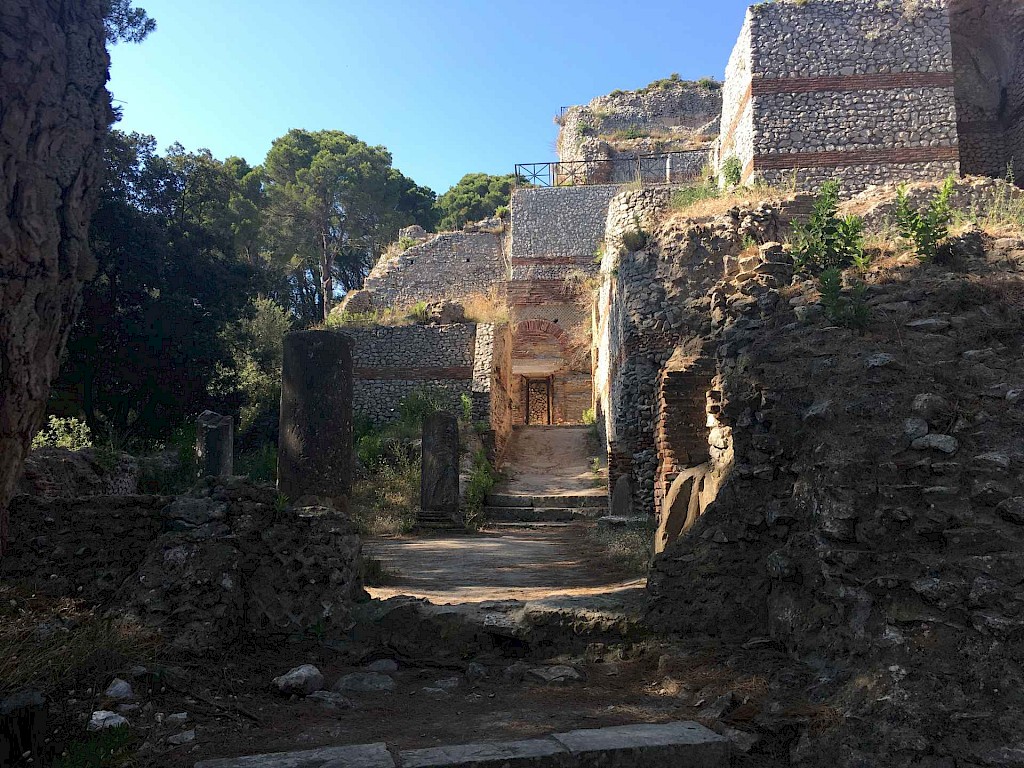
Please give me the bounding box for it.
[278,330,354,502]
[420,411,460,525]
[196,410,233,478]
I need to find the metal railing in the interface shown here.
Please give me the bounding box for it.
[514,150,710,188]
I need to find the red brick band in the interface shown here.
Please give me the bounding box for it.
[753,145,960,171]
[354,366,473,380]
[751,71,955,95]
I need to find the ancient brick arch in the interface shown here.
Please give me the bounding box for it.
[511,318,576,354]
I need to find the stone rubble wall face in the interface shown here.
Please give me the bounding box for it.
[363,232,506,310]
[751,0,951,79]
[718,14,755,172]
[345,324,481,425]
[754,87,959,155]
[757,160,961,191]
[510,186,623,260]
[718,0,969,192]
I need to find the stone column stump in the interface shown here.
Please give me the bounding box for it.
[420,411,460,526]
[195,410,233,478]
[278,330,354,503]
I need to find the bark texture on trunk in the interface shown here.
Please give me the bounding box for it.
[0,0,112,551]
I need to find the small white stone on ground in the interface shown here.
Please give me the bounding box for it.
[167,729,196,745]
[104,678,134,701]
[88,711,128,731]
[166,712,188,724]
[273,664,325,696]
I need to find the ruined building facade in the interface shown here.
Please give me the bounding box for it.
[717,0,1024,192]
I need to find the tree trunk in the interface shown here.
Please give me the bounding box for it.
[0,0,112,552]
[320,233,333,323]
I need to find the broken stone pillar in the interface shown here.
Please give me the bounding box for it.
[195,410,233,478]
[610,474,632,518]
[420,411,460,525]
[656,464,710,554]
[278,330,354,503]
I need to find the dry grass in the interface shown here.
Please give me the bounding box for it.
[0,587,159,697]
[350,455,420,536]
[669,181,793,221]
[461,286,511,325]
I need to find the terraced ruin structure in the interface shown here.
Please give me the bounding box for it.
[6,1,1024,767]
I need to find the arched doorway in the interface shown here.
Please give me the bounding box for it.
[510,319,591,425]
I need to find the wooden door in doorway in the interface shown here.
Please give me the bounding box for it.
[526,378,552,425]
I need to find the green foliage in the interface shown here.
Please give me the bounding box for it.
[612,126,646,141]
[397,236,417,252]
[351,452,420,536]
[494,205,510,219]
[581,407,597,426]
[211,297,291,439]
[621,217,649,253]
[32,416,92,451]
[236,443,277,484]
[895,176,955,260]
[435,173,516,231]
[398,387,446,424]
[697,77,722,90]
[671,177,721,210]
[463,450,497,531]
[104,1,155,44]
[263,128,437,324]
[459,393,473,424]
[56,722,135,768]
[721,156,743,186]
[792,179,865,271]
[406,301,431,324]
[818,268,870,329]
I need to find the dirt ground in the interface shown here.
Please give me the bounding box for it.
[495,426,605,498]
[365,523,643,603]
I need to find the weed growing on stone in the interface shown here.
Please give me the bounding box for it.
[895,176,955,260]
[818,268,870,330]
[31,416,93,451]
[463,449,497,531]
[55,726,136,768]
[792,179,866,271]
[721,156,743,186]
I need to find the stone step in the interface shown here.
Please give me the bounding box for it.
[489,521,576,530]
[194,720,729,768]
[483,507,607,522]
[486,493,606,509]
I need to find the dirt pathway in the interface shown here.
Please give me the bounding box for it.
[365,523,642,603]
[496,426,605,498]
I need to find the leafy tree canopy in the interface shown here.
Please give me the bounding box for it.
[435,173,516,231]
[104,0,155,43]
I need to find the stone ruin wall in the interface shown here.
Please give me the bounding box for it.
[716,13,755,183]
[346,324,479,424]
[951,0,1024,181]
[594,186,813,515]
[719,0,961,193]
[557,80,722,185]
[346,323,512,456]
[361,231,507,311]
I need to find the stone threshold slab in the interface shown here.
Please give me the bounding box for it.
[194,720,728,768]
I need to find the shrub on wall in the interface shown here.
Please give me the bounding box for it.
[31,416,92,451]
[895,176,955,260]
[721,156,743,186]
[792,179,865,271]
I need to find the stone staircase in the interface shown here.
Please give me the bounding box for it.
[484,492,607,528]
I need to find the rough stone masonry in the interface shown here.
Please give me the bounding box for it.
[717,0,1024,193]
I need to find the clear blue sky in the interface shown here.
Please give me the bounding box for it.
[108,0,753,194]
